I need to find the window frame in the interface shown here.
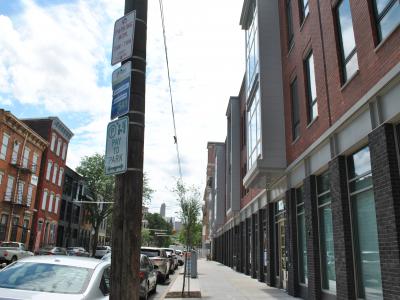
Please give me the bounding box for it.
[372,0,400,42]
[290,78,300,141]
[335,0,358,83]
[304,51,318,123]
[286,0,294,49]
[299,0,310,24]
[0,133,10,160]
[316,172,336,293]
[247,88,262,170]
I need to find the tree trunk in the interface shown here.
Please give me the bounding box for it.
[91,224,100,257]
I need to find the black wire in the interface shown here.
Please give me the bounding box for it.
[158,0,183,182]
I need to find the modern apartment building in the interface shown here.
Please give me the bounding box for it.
[209,0,400,299]
[0,110,47,247]
[22,117,73,252]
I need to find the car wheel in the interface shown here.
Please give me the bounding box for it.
[140,283,149,300]
[11,256,17,263]
[152,281,157,294]
[166,273,170,280]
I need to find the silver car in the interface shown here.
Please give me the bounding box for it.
[95,245,111,258]
[0,255,111,299]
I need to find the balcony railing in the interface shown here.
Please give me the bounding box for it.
[9,160,38,174]
[3,191,30,207]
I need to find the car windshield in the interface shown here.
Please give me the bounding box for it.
[0,243,19,248]
[165,251,173,256]
[141,249,160,257]
[0,262,93,294]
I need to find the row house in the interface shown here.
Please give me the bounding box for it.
[0,110,47,248]
[57,166,84,248]
[208,0,400,299]
[22,117,73,252]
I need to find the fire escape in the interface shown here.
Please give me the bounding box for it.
[4,139,37,242]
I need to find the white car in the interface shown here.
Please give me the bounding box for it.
[0,255,111,299]
[0,242,33,265]
[94,246,111,258]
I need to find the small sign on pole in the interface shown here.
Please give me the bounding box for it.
[105,116,129,175]
[111,61,131,120]
[111,11,136,66]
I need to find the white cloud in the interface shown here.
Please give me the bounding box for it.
[1,0,244,218]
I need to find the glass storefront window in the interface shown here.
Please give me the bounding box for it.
[348,147,383,299]
[317,173,336,292]
[296,187,308,284]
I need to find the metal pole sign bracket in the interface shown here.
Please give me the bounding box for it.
[105,116,129,175]
[111,10,136,66]
[111,61,131,120]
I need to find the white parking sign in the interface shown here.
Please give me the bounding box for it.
[105,117,129,175]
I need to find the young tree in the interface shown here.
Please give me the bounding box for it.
[173,180,201,295]
[76,154,114,257]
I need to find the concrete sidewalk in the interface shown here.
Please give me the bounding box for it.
[164,259,295,299]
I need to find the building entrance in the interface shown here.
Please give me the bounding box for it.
[274,200,287,290]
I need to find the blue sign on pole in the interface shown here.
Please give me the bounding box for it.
[111,61,131,120]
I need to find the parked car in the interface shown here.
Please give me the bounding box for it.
[141,247,170,283]
[0,255,111,299]
[67,247,90,257]
[94,246,111,259]
[0,242,33,265]
[162,248,178,272]
[139,254,157,299]
[38,246,67,256]
[99,252,157,299]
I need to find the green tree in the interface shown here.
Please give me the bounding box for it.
[178,222,202,247]
[173,180,201,295]
[76,153,114,257]
[144,212,172,247]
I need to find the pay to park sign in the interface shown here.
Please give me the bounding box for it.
[105,116,129,175]
[111,61,131,120]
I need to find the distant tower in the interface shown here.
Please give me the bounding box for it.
[160,203,166,218]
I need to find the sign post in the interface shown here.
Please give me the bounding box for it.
[110,1,148,299]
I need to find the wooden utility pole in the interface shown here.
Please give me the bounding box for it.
[110,0,148,299]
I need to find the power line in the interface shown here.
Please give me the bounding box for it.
[158,0,183,182]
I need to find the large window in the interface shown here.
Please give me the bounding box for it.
[41,190,48,211]
[246,2,259,93]
[46,160,53,181]
[22,147,30,168]
[305,52,318,122]
[291,78,300,140]
[11,140,20,164]
[247,89,261,169]
[372,0,400,42]
[299,0,310,23]
[296,187,307,284]
[347,147,382,298]
[317,172,336,292]
[286,0,294,48]
[336,0,358,82]
[0,133,9,160]
[5,175,14,202]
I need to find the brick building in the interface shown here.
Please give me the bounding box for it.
[0,110,47,248]
[209,0,399,299]
[22,117,73,252]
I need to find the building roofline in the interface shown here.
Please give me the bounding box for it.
[1,110,48,147]
[21,116,74,140]
[239,0,253,29]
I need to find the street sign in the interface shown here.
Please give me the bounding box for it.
[105,117,129,175]
[111,61,131,119]
[111,11,136,66]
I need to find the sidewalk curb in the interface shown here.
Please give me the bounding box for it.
[160,272,180,300]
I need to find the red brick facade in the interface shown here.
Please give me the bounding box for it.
[279,0,400,164]
[23,118,73,252]
[0,110,47,247]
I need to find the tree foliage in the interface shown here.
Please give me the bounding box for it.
[143,212,172,247]
[76,153,114,256]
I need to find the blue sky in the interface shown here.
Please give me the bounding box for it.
[0,0,244,215]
